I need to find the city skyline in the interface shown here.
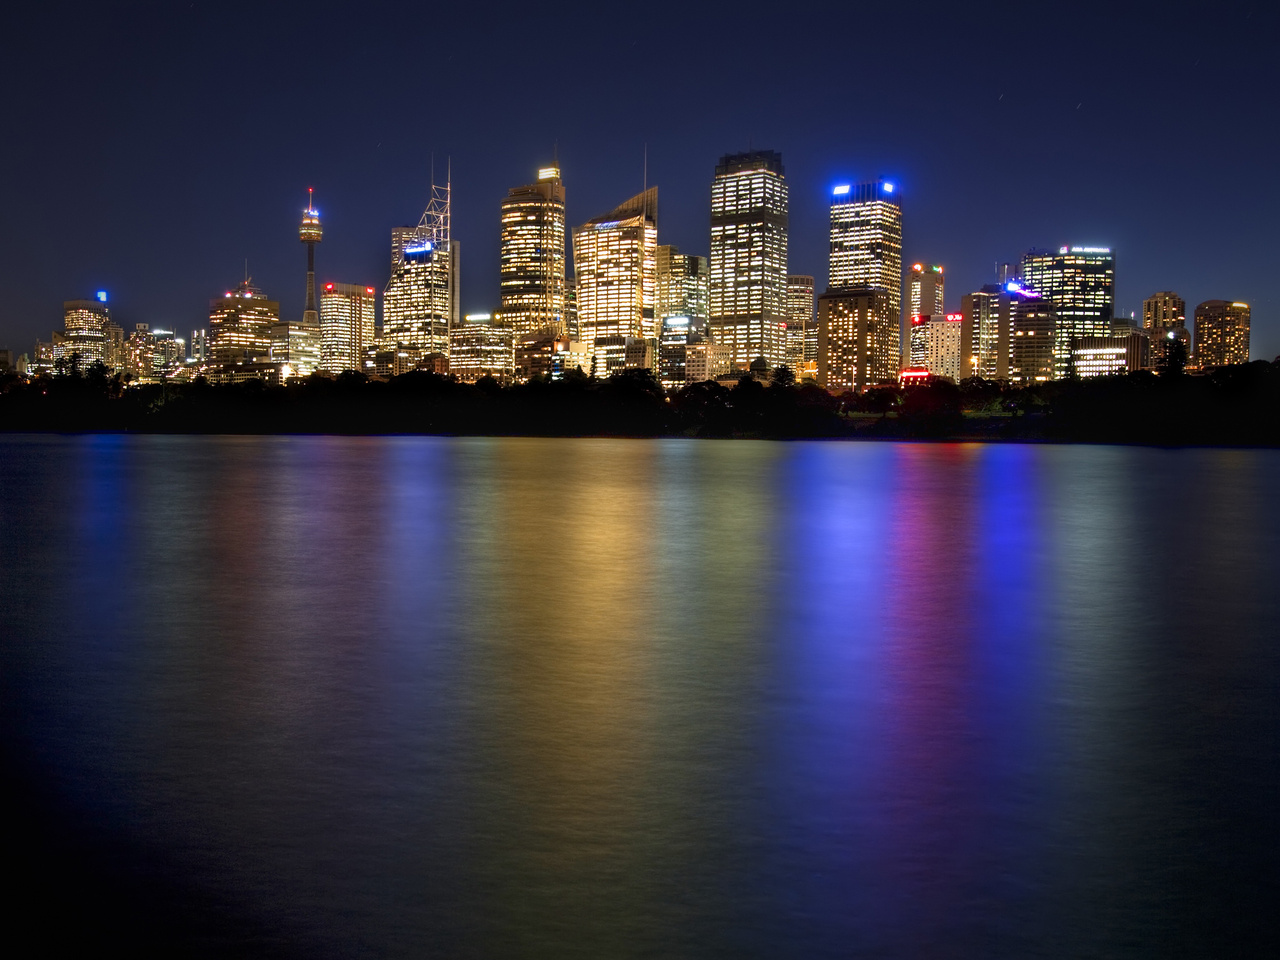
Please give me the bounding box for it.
[1,2,1271,360]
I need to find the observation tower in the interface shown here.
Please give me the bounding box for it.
[299,188,323,326]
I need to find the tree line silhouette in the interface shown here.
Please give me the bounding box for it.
[3,360,1280,445]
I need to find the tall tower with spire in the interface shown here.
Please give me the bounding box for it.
[299,188,323,326]
[384,167,459,359]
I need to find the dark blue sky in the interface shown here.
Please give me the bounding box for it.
[2,0,1276,358]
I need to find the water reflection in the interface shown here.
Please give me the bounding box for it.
[1,436,1277,958]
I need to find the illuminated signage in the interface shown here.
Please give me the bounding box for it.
[882,182,895,193]
[538,167,560,180]
[832,184,851,196]
[1070,246,1110,254]
[325,283,334,290]
[945,313,963,322]
[912,263,923,272]
[96,291,108,302]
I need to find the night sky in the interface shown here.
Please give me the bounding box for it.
[2,1,1276,359]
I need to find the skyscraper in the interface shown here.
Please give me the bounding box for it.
[320,283,377,373]
[58,296,111,366]
[829,179,903,316]
[656,245,710,327]
[1193,300,1250,368]
[817,286,899,392]
[449,313,515,383]
[500,166,566,337]
[961,285,1011,380]
[208,278,278,375]
[709,151,788,369]
[907,263,944,319]
[786,274,815,378]
[1006,283,1056,384]
[1142,291,1190,370]
[572,187,657,374]
[1020,246,1115,379]
[384,176,458,361]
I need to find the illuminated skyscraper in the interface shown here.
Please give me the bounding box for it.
[907,263,944,319]
[320,283,377,373]
[572,187,657,372]
[1006,283,1056,384]
[1193,300,1250,367]
[500,166,566,337]
[829,179,902,311]
[384,176,459,360]
[1020,246,1115,378]
[817,286,899,392]
[208,278,278,373]
[926,314,966,382]
[656,245,709,327]
[57,295,111,366]
[709,151,788,369]
[961,285,1011,380]
[786,274,815,377]
[1142,290,1189,370]
[449,313,515,382]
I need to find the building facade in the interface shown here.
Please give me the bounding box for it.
[1020,246,1115,379]
[1193,300,1250,367]
[656,245,710,327]
[1007,286,1056,384]
[817,286,899,392]
[572,187,658,373]
[709,151,788,370]
[449,313,515,382]
[1072,333,1150,377]
[829,180,903,346]
[320,283,377,374]
[786,274,816,378]
[1142,290,1189,370]
[384,179,458,361]
[907,263,944,319]
[499,166,567,337]
[58,297,112,366]
[207,279,279,374]
[960,286,1010,380]
[926,313,965,382]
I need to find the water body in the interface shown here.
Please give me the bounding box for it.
[2,435,1277,958]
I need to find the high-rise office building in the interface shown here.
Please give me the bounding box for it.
[926,313,966,382]
[208,279,279,372]
[572,187,657,372]
[320,283,377,373]
[908,263,944,317]
[817,286,899,392]
[1020,246,1115,379]
[829,179,903,320]
[1193,300,1250,368]
[961,285,1011,380]
[449,313,515,383]
[786,274,815,377]
[709,151,788,370]
[1142,291,1189,370]
[384,177,459,360]
[58,295,111,365]
[1006,283,1056,384]
[656,245,710,327]
[500,166,566,337]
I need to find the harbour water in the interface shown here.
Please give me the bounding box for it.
[2,435,1277,957]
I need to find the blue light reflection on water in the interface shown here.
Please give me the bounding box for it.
[2,435,1278,959]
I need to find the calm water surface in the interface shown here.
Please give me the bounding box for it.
[2,435,1277,958]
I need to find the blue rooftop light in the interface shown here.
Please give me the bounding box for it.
[882,181,895,194]
[96,290,108,302]
[832,184,851,196]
